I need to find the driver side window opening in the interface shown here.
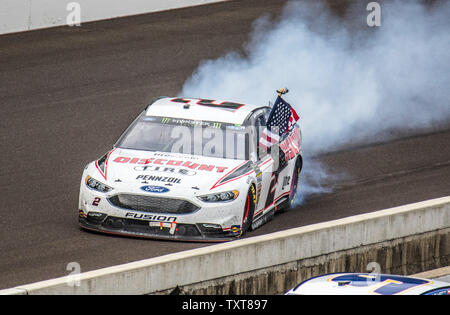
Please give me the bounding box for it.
[255,113,268,160]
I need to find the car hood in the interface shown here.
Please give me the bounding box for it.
[96,148,250,194]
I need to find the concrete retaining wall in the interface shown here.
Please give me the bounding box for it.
[1,196,449,295]
[158,229,448,294]
[0,0,228,35]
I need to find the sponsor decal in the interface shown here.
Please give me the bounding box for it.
[136,175,181,184]
[125,212,177,222]
[227,124,245,130]
[133,165,197,176]
[149,221,178,235]
[159,114,223,128]
[140,185,169,193]
[230,225,241,236]
[114,156,228,173]
[153,152,199,160]
[171,118,222,129]
[279,128,301,161]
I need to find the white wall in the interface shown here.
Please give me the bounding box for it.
[0,0,228,35]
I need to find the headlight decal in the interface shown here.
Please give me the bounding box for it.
[85,176,113,193]
[197,190,239,203]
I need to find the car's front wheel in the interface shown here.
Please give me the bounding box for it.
[241,185,256,235]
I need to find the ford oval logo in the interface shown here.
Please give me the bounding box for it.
[140,185,169,193]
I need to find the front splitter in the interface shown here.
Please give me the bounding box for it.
[79,217,238,242]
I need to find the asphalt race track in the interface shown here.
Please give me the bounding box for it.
[0,0,449,289]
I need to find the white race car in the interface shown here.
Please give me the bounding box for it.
[286,273,450,295]
[78,96,303,241]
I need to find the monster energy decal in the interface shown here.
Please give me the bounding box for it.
[150,116,234,129]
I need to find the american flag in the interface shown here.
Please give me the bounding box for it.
[259,96,299,151]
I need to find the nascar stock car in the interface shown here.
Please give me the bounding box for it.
[285,273,450,295]
[78,93,303,241]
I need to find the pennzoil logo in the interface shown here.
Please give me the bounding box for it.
[136,175,181,184]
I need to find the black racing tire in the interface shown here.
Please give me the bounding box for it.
[241,185,256,235]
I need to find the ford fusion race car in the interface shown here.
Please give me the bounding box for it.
[78,96,303,241]
[285,273,450,295]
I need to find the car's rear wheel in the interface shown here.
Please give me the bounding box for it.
[241,185,256,235]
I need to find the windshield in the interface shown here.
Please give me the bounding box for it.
[117,116,250,160]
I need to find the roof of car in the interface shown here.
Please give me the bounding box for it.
[145,97,267,124]
[287,273,450,295]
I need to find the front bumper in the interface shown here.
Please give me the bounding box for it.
[78,167,248,242]
[78,212,238,242]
